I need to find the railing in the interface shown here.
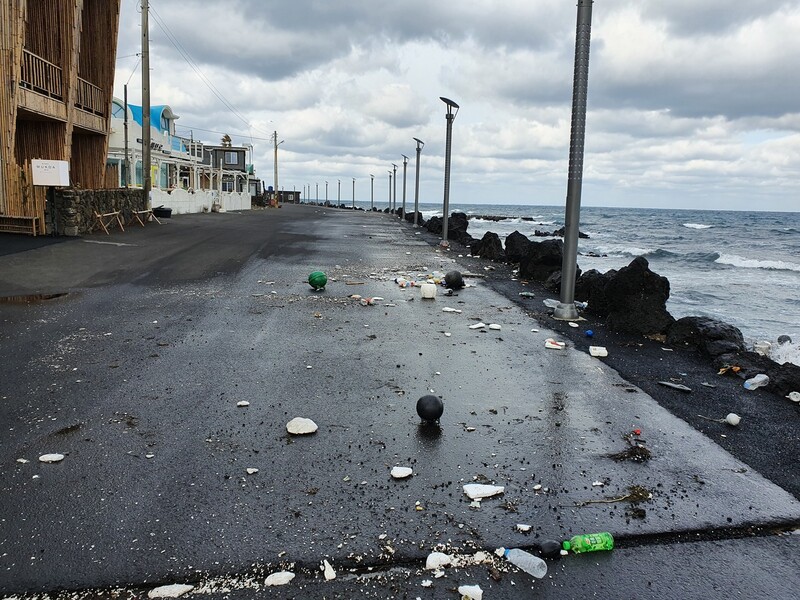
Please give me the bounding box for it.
[75,77,106,117]
[20,49,63,100]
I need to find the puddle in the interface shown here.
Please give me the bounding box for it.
[0,293,68,304]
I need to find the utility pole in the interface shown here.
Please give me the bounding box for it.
[123,84,130,188]
[352,178,356,209]
[392,163,397,213]
[401,155,408,219]
[413,138,424,226]
[370,174,374,211]
[141,0,151,204]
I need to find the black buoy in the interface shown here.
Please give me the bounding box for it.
[444,270,464,290]
[416,394,444,422]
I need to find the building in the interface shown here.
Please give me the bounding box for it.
[0,0,121,235]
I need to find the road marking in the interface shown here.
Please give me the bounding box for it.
[82,240,138,247]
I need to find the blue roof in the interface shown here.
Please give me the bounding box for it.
[128,104,171,133]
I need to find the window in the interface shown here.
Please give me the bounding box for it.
[222,181,234,192]
[111,102,125,119]
[225,151,239,165]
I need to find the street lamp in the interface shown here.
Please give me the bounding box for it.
[325,180,328,205]
[316,182,319,203]
[440,96,459,247]
[392,163,397,213]
[352,178,356,210]
[413,137,424,227]
[370,174,374,210]
[388,170,392,210]
[555,0,593,321]
[401,155,408,220]
[337,179,341,205]
[272,131,284,205]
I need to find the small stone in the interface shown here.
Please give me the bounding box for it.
[264,572,295,586]
[323,559,336,580]
[147,584,194,598]
[286,417,318,435]
[488,323,502,330]
[391,466,413,479]
[246,468,259,475]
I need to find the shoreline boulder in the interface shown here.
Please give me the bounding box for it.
[603,257,675,335]
[519,239,565,282]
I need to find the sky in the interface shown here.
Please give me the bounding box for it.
[114,0,800,211]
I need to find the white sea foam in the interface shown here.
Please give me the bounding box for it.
[683,223,713,230]
[770,340,800,367]
[715,254,800,273]
[594,245,655,258]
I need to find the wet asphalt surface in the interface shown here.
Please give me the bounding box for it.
[0,205,798,599]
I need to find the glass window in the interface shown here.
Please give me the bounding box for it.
[225,151,238,165]
[222,180,234,192]
[135,160,142,186]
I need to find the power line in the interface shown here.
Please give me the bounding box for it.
[175,124,273,143]
[147,2,272,138]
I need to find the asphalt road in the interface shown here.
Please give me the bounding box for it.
[1,205,798,599]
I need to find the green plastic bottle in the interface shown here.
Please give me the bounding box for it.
[562,532,614,553]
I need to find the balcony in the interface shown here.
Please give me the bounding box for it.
[20,49,63,100]
[75,78,107,117]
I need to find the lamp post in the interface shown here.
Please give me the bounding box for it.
[401,155,408,220]
[440,96,459,247]
[392,163,397,214]
[352,178,356,209]
[325,181,328,205]
[272,132,284,205]
[554,0,594,321]
[370,174,374,210]
[412,137,424,227]
[337,179,341,205]
[388,170,392,210]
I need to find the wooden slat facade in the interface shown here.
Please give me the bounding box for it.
[0,0,121,235]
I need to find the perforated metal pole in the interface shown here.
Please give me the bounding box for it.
[440,97,459,247]
[413,138,424,226]
[392,164,397,213]
[554,0,593,321]
[401,155,408,219]
[141,1,151,203]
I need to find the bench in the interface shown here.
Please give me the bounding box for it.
[92,210,124,235]
[128,208,162,227]
[0,215,40,236]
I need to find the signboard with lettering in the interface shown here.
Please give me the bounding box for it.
[31,159,70,186]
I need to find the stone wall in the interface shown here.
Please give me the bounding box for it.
[52,189,145,236]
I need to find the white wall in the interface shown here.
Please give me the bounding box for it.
[150,189,250,214]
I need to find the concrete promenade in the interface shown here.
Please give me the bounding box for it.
[0,205,798,599]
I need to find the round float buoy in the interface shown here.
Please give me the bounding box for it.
[308,271,328,290]
[416,394,444,422]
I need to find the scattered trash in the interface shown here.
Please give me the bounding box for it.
[743,373,769,390]
[322,559,336,580]
[445,270,465,289]
[420,283,437,299]
[545,338,565,350]
[533,484,542,491]
[518,291,536,298]
[538,540,562,558]
[568,322,579,328]
[718,365,741,376]
[469,322,486,330]
[658,381,692,392]
[308,271,327,290]
[442,307,462,313]
[38,453,65,463]
[417,395,444,422]
[458,584,484,599]
[698,413,741,426]
[592,480,605,487]
[425,552,453,570]
[148,584,194,598]
[391,466,413,479]
[562,532,615,553]
[286,417,318,435]
[265,572,295,586]
[146,453,155,459]
[16,458,29,464]
[787,391,800,403]
[585,329,594,337]
[700,381,717,388]
[531,328,539,333]
[488,324,502,331]
[576,485,652,507]
[421,579,433,588]
[237,401,250,407]
[359,297,376,306]
[516,524,532,533]
[444,332,452,337]
[246,468,259,475]
[589,346,608,357]
[753,340,772,356]
[497,547,547,579]
[543,298,560,308]
[463,483,504,500]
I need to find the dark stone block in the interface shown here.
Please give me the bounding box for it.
[604,257,675,335]
[504,230,531,263]
[575,269,615,317]
[518,239,565,281]
[666,316,746,358]
[472,232,505,261]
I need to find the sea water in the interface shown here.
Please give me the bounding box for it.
[398,202,799,367]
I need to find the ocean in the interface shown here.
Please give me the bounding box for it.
[349,200,800,367]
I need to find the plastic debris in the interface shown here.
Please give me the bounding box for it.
[543,298,560,308]
[391,466,413,479]
[286,417,318,435]
[421,579,433,587]
[442,307,462,313]
[787,391,800,403]
[458,584,484,600]
[658,381,692,392]
[246,468,259,475]
[498,547,547,579]
[425,552,453,570]
[38,453,65,463]
[698,413,741,426]
[463,483,504,500]
[148,584,194,598]
[518,292,536,298]
[420,283,437,299]
[323,559,336,580]
[516,524,532,533]
[265,572,295,586]
[568,322,579,328]
[468,322,486,330]
[488,324,501,330]
[743,373,769,390]
[16,458,29,464]
[444,332,452,337]
[237,401,250,407]
[589,346,608,357]
[544,338,565,350]
[585,329,594,337]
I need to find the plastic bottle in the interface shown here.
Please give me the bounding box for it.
[743,374,769,390]
[499,547,548,579]
[562,532,614,553]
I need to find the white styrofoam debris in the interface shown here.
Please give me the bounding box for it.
[516,524,532,532]
[265,571,295,586]
[236,401,250,407]
[147,584,194,598]
[545,338,566,350]
[38,453,65,463]
[286,417,318,435]
[458,584,484,600]
[421,579,433,587]
[462,483,504,500]
[589,346,608,357]
[16,458,29,464]
[442,307,462,313]
[246,468,259,475]
[323,559,336,580]
[568,322,579,328]
[390,466,413,479]
[468,323,486,330]
[425,552,452,570]
[488,324,502,330]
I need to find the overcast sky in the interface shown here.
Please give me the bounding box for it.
[114,0,800,211]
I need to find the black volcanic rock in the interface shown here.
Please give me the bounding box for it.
[472,232,505,261]
[518,239,566,281]
[604,257,675,335]
[504,230,532,263]
[666,316,746,358]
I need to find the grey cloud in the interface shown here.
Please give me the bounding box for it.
[640,0,792,36]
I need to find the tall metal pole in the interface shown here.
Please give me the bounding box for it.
[440,97,459,247]
[337,179,341,204]
[325,181,328,204]
[123,84,130,188]
[352,178,356,209]
[413,138,424,226]
[392,163,397,213]
[316,182,319,203]
[401,155,408,219]
[388,171,392,210]
[141,0,151,203]
[370,174,374,210]
[555,0,593,321]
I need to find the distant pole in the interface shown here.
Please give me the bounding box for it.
[352,178,356,209]
[370,174,374,210]
[337,179,341,204]
[325,181,328,204]
[413,138,424,226]
[401,154,408,220]
[388,171,392,209]
[555,0,593,321]
[141,0,151,203]
[440,97,459,247]
[392,163,397,213]
[316,182,319,203]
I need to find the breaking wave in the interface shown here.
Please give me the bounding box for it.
[715,254,800,273]
[683,223,713,230]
